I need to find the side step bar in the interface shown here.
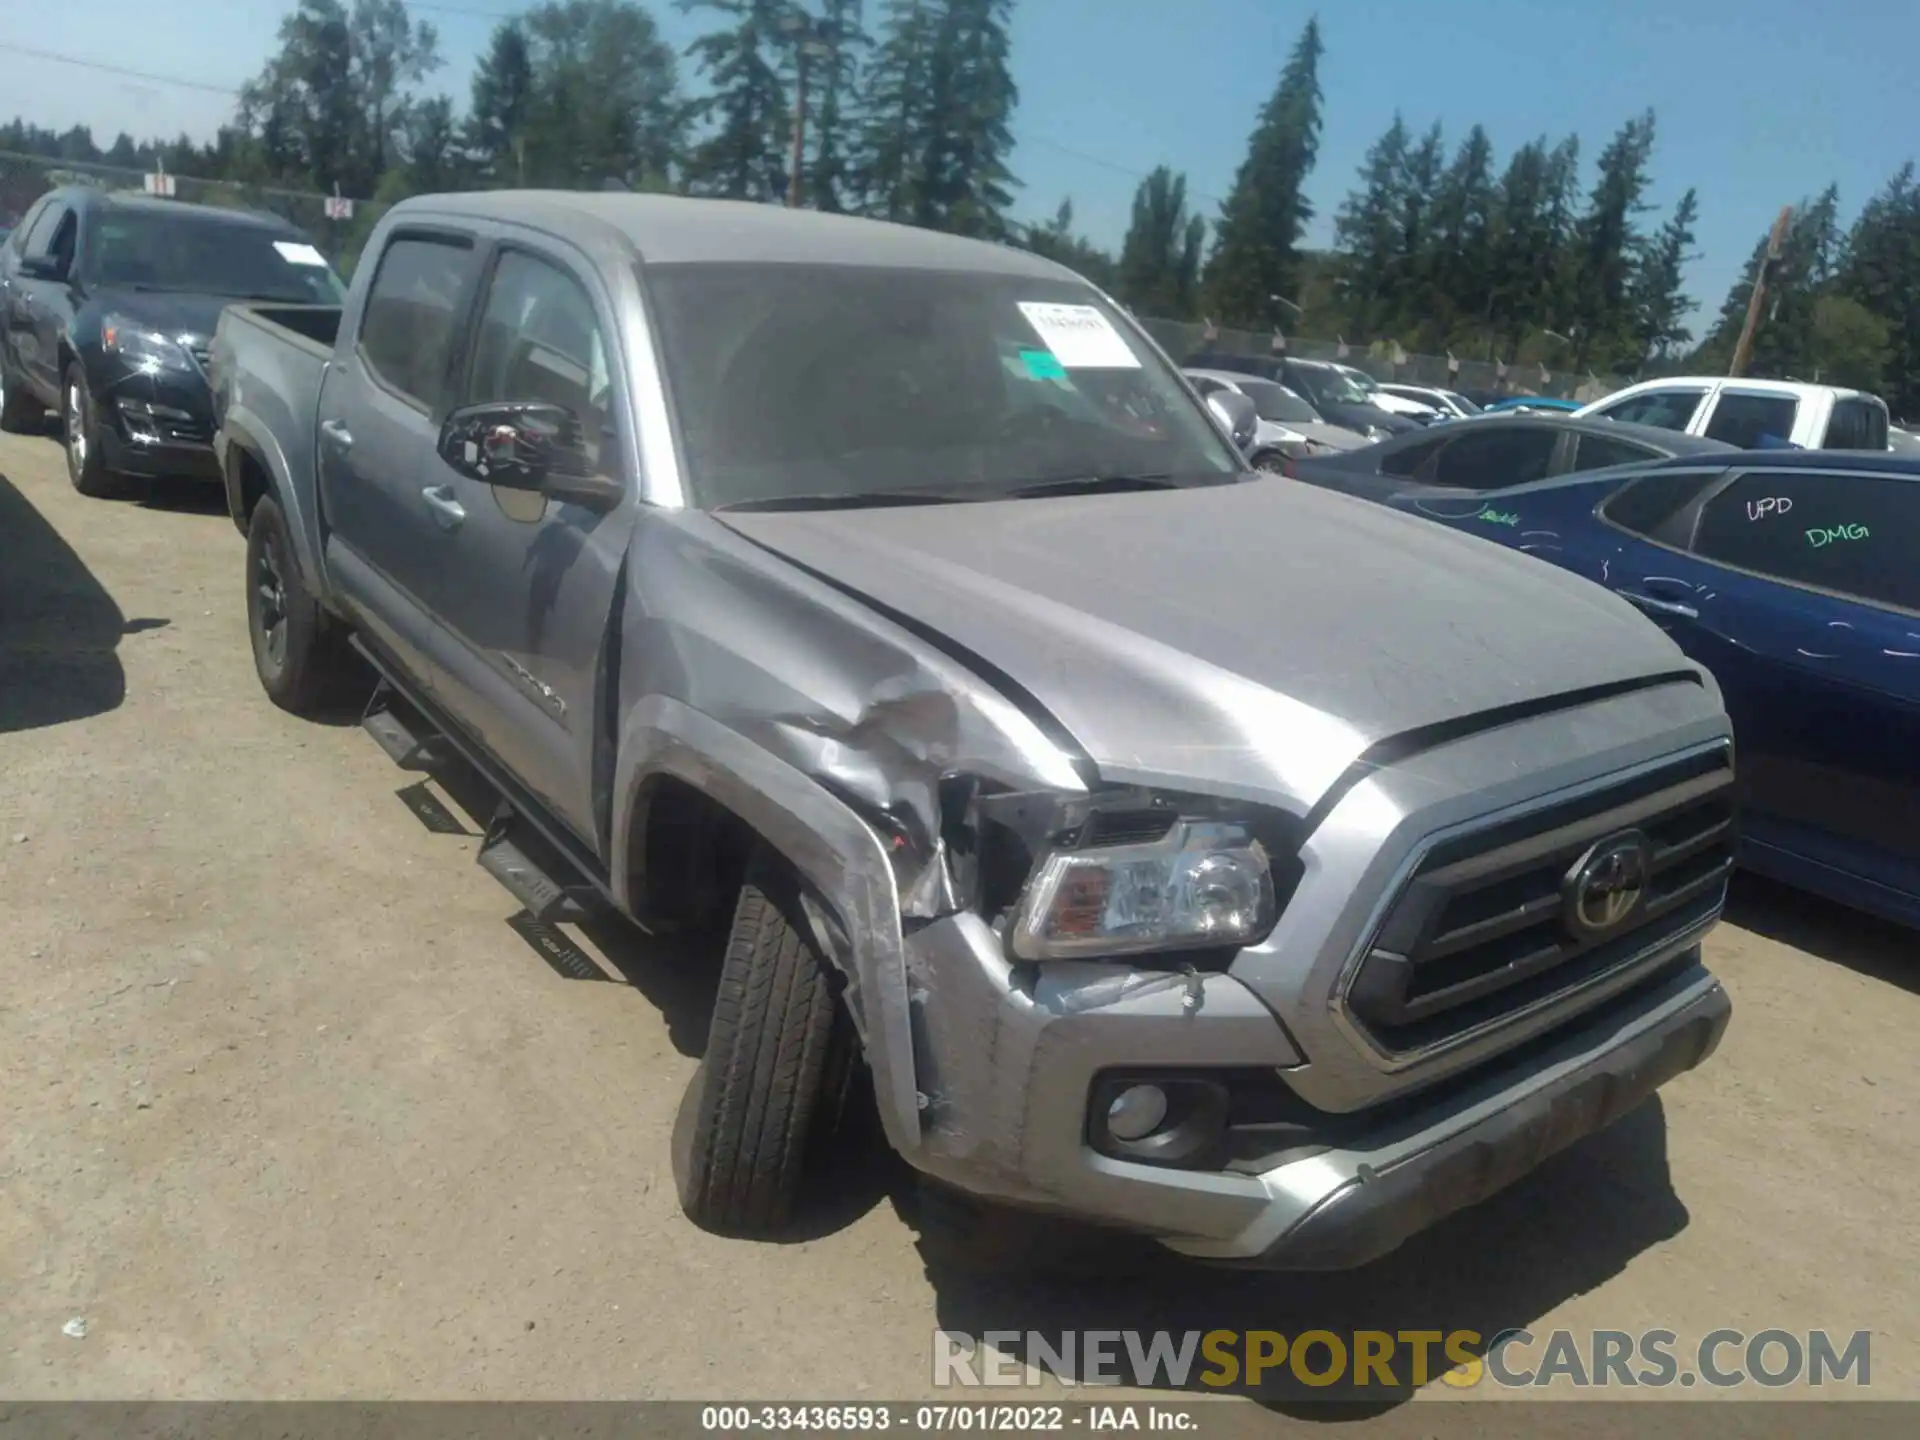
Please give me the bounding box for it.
[360,683,453,771]
[360,677,605,925]
[478,805,602,925]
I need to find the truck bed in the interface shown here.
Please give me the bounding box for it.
[211,303,344,551]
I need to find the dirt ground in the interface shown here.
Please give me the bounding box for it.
[1,425,1914,1413]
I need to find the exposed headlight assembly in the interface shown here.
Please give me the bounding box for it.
[964,788,1290,963]
[101,314,194,374]
[1009,819,1275,960]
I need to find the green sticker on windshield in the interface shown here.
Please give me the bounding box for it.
[1020,348,1067,380]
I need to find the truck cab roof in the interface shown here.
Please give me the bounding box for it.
[391,189,1082,278]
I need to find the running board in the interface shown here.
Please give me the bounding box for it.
[478,808,603,924]
[360,682,452,771]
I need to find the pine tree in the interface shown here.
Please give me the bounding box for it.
[1332,114,1410,338]
[912,0,1019,238]
[853,0,937,220]
[1204,17,1325,327]
[1117,167,1206,318]
[1392,121,1445,336]
[807,0,869,212]
[1570,110,1658,369]
[1426,124,1496,345]
[1628,186,1699,365]
[680,0,793,201]
[1017,198,1116,290]
[468,20,534,185]
[1837,164,1920,413]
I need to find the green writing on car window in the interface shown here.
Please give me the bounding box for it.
[1806,523,1869,548]
[1476,508,1520,526]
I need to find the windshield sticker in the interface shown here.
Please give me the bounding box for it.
[1747,496,1793,520]
[272,241,329,267]
[1019,348,1067,381]
[1017,302,1141,369]
[1807,523,1868,548]
[1476,508,1520,526]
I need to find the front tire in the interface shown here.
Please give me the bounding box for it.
[673,845,852,1237]
[62,362,133,499]
[245,495,357,715]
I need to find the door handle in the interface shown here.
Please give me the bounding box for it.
[319,418,353,450]
[421,484,466,530]
[1617,589,1698,620]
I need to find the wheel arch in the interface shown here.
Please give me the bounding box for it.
[611,695,925,1160]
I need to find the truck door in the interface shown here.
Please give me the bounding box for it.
[414,241,640,849]
[314,227,484,694]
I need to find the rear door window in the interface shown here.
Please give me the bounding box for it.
[356,234,480,412]
[1600,470,1727,545]
[1704,392,1800,449]
[1596,388,1708,431]
[21,201,66,258]
[1378,434,1447,477]
[1822,398,1889,451]
[1575,433,1661,472]
[1431,425,1560,489]
[1690,470,1920,611]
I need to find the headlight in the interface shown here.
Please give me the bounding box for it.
[101,314,194,373]
[1008,819,1276,961]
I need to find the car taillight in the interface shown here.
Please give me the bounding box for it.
[1280,456,1298,478]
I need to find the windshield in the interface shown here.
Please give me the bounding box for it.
[647,263,1241,509]
[1294,364,1373,407]
[85,210,345,303]
[1442,390,1480,415]
[1237,378,1319,424]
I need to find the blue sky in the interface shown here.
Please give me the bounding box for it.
[7,0,1918,328]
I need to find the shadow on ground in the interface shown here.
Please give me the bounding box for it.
[0,469,169,734]
[1725,872,1917,997]
[892,1095,1684,1413]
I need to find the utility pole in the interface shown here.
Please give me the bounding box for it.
[787,45,811,208]
[1729,205,1794,378]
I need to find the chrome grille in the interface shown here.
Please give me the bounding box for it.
[1344,747,1735,1054]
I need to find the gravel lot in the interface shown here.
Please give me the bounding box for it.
[1,425,1913,1413]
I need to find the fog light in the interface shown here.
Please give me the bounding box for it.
[1105,1084,1169,1141]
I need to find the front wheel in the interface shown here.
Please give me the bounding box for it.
[673,844,855,1237]
[63,362,133,499]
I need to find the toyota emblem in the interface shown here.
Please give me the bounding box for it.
[1563,831,1652,939]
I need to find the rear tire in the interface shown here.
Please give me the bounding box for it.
[674,844,852,1237]
[0,354,43,433]
[63,362,135,499]
[245,495,358,716]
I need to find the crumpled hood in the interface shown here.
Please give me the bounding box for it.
[716,480,1698,810]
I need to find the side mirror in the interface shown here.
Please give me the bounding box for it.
[437,400,621,510]
[19,254,68,282]
[1205,390,1259,454]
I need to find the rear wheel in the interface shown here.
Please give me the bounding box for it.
[63,363,134,499]
[1252,449,1289,474]
[245,495,358,715]
[673,844,854,1236]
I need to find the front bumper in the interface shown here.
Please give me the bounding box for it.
[903,907,1726,1267]
[93,364,220,481]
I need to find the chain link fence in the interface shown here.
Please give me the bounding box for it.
[1136,317,1631,404]
[0,150,390,274]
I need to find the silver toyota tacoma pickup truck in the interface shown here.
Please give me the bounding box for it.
[210,190,1735,1268]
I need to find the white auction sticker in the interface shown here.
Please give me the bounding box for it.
[273,240,329,267]
[1017,302,1141,369]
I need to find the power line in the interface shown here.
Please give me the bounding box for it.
[0,43,243,96]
